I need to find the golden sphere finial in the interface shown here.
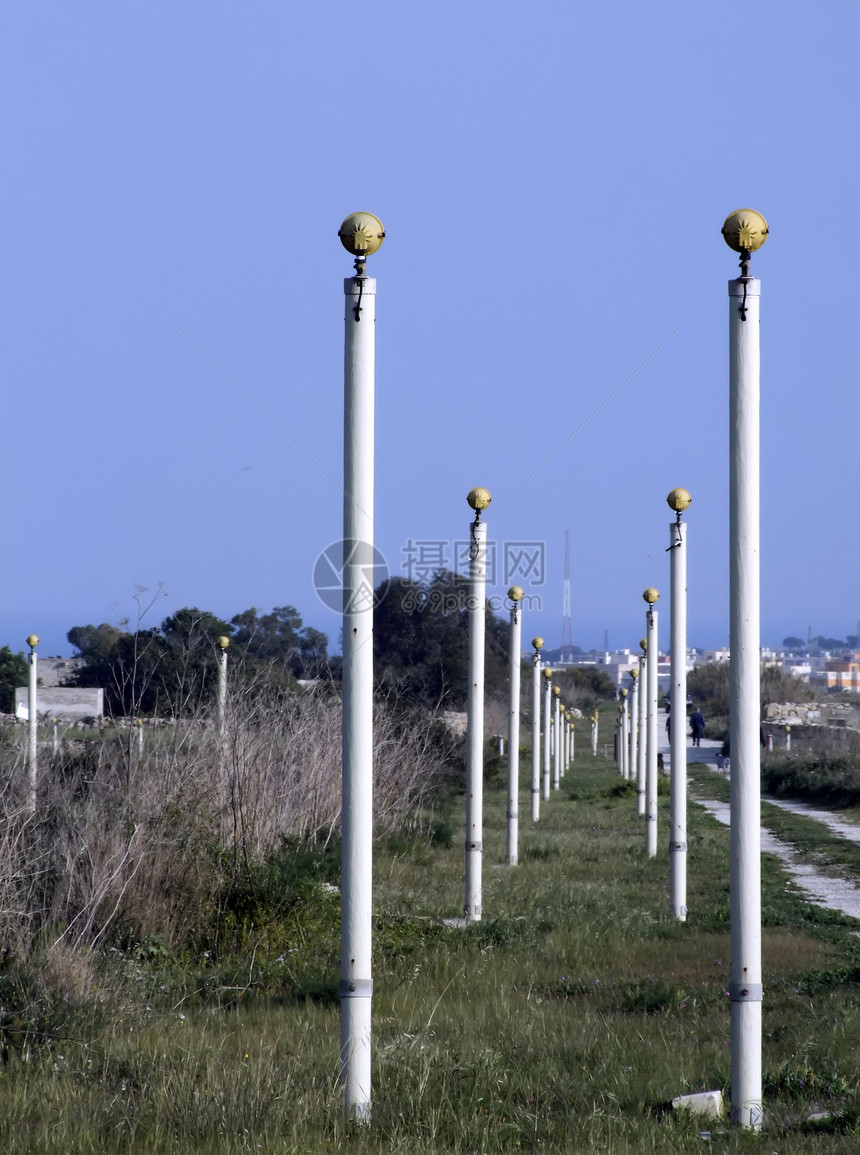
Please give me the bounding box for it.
[553,685,560,697]
[26,634,39,648]
[639,637,648,652]
[218,636,230,650]
[507,585,524,603]
[338,212,385,257]
[666,487,692,513]
[643,587,660,606]
[721,209,768,254]
[532,636,544,651]
[467,486,492,512]
[543,667,552,680]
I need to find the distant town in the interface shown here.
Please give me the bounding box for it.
[540,635,860,693]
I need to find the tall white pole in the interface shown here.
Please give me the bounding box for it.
[629,670,639,790]
[465,489,490,919]
[644,591,659,856]
[531,638,543,822]
[552,689,561,790]
[542,670,552,801]
[636,647,647,817]
[338,211,384,1121]
[724,208,768,1130]
[668,490,691,921]
[506,586,524,864]
[569,717,574,765]
[26,635,38,816]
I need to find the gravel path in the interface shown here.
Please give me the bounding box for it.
[656,710,860,921]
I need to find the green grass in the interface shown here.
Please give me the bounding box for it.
[3,755,860,1150]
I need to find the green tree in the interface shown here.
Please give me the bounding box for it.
[231,606,302,663]
[69,608,230,716]
[373,569,508,708]
[161,607,233,652]
[551,665,615,706]
[687,662,730,715]
[231,606,328,677]
[66,623,124,661]
[0,646,28,714]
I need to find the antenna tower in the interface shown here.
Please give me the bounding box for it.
[560,530,573,662]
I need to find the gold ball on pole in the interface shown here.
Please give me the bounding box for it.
[666,487,692,513]
[338,212,386,257]
[721,209,768,254]
[467,487,492,512]
[643,588,660,605]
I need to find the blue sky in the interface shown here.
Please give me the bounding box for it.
[1,3,857,657]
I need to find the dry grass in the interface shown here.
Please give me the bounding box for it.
[0,681,452,975]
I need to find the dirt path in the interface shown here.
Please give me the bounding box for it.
[656,711,860,921]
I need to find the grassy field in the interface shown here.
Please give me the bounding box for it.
[2,742,860,1151]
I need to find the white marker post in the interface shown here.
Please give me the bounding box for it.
[506,586,524,864]
[637,642,647,817]
[217,636,229,738]
[667,489,691,921]
[26,634,38,816]
[723,208,768,1130]
[620,689,629,780]
[552,686,561,790]
[465,487,491,919]
[531,638,544,821]
[643,591,659,856]
[217,636,230,780]
[338,211,385,1121]
[629,669,639,791]
[542,669,552,801]
[591,708,598,757]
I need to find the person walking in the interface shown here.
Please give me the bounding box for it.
[690,708,705,747]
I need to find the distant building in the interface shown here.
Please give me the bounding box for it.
[15,686,103,723]
[702,648,730,664]
[812,658,860,693]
